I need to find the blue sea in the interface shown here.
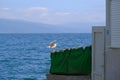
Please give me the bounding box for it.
[0,33,92,80]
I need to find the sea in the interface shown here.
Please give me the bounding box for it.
[0,33,92,80]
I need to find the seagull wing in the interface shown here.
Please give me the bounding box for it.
[48,41,57,48]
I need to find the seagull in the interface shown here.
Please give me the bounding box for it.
[48,40,57,49]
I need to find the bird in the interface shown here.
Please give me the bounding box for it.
[48,40,57,49]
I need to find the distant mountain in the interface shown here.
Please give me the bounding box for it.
[0,18,105,33]
[0,18,61,33]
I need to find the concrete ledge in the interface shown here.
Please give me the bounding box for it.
[46,74,91,80]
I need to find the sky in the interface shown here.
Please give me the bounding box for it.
[0,0,106,25]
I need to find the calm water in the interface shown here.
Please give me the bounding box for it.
[0,33,91,80]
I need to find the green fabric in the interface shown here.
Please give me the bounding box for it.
[50,49,70,74]
[50,46,91,74]
[68,47,84,74]
[79,46,91,74]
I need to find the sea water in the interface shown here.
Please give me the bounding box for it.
[0,33,91,80]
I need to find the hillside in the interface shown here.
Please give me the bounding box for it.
[0,19,59,33]
[0,18,104,33]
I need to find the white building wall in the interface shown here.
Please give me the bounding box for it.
[111,0,120,48]
[92,27,105,80]
[105,0,120,80]
[105,49,120,80]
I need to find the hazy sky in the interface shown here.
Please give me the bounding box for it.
[0,0,105,24]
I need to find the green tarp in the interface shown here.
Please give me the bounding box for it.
[50,46,91,75]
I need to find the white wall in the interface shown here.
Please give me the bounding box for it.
[105,48,120,80]
[111,0,120,48]
[92,27,105,80]
[105,0,120,80]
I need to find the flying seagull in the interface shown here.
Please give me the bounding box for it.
[48,40,57,49]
